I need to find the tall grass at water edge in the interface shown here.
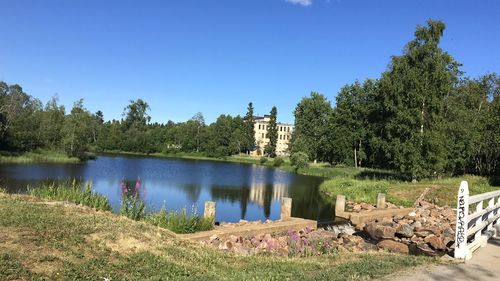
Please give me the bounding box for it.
[28,180,111,211]
[146,207,214,234]
[119,179,213,233]
[0,150,81,164]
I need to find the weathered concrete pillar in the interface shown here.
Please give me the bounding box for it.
[280,197,292,221]
[335,195,346,215]
[204,201,216,222]
[377,193,386,209]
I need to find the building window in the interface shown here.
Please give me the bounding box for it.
[262,133,264,138]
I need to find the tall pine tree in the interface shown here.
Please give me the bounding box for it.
[243,102,255,154]
[265,106,278,158]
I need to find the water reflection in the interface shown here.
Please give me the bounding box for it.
[0,155,333,223]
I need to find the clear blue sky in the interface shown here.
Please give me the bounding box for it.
[1,0,499,124]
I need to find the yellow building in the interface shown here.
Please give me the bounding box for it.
[252,115,293,156]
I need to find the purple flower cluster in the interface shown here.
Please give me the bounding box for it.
[287,229,337,257]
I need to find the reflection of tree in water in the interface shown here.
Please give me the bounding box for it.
[210,186,242,202]
[288,176,334,222]
[263,184,273,219]
[240,187,250,219]
[209,185,253,220]
[183,183,201,203]
[208,175,331,222]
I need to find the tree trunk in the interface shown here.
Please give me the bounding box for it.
[354,146,358,168]
[420,101,425,146]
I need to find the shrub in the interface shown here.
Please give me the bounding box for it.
[273,157,284,167]
[28,180,111,211]
[146,207,214,234]
[290,152,309,172]
[260,157,268,164]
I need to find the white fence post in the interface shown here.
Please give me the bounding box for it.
[454,181,469,259]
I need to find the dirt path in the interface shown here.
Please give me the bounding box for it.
[385,238,500,281]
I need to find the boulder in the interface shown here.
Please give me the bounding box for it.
[377,240,409,254]
[396,224,414,238]
[416,243,435,256]
[424,235,446,250]
[365,223,396,240]
[412,221,422,228]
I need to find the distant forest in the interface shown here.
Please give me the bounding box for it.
[1,20,498,179]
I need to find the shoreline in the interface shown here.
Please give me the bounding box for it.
[0,192,435,280]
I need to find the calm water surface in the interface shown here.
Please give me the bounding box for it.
[0,155,334,223]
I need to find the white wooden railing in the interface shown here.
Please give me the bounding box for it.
[454,181,500,260]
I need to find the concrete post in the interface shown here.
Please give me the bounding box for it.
[204,201,216,223]
[280,197,292,221]
[335,195,346,215]
[377,193,386,209]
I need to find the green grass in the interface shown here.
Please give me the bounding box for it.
[146,207,214,234]
[0,149,80,164]
[0,194,434,280]
[320,175,500,208]
[28,180,111,212]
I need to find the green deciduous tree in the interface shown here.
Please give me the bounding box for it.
[378,20,461,179]
[122,99,151,130]
[62,99,94,159]
[40,96,66,149]
[291,92,332,163]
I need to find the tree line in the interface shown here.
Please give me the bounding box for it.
[290,20,499,179]
[1,20,498,179]
[0,87,271,159]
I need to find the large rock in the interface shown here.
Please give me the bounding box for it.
[365,223,396,240]
[396,224,414,238]
[424,235,446,250]
[377,240,409,254]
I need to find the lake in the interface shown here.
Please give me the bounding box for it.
[0,154,334,223]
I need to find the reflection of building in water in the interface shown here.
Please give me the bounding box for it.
[209,182,289,220]
[248,183,288,207]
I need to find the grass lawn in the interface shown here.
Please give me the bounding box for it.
[0,150,80,164]
[0,193,434,280]
[320,175,500,208]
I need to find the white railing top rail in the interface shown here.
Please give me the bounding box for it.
[469,189,500,204]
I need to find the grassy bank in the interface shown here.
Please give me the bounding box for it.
[26,181,213,234]
[0,150,80,164]
[320,175,500,207]
[29,180,111,212]
[0,193,434,280]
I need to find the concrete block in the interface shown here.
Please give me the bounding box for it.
[335,195,346,214]
[280,197,292,221]
[377,193,386,209]
[204,201,216,221]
